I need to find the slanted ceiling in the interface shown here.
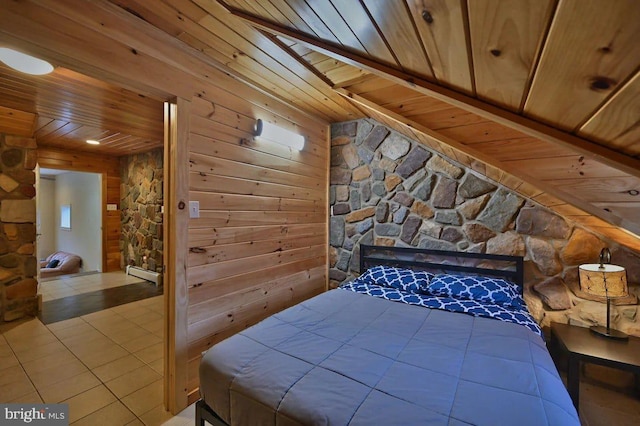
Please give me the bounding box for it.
[0,0,638,250]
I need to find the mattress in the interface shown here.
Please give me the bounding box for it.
[199,288,579,425]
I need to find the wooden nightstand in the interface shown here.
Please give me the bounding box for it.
[550,322,640,409]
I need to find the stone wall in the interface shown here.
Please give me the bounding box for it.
[329,119,640,336]
[120,149,163,273]
[0,133,38,323]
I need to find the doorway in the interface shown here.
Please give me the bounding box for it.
[37,168,103,276]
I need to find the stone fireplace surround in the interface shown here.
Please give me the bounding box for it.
[329,119,640,337]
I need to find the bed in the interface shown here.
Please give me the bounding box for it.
[197,245,579,425]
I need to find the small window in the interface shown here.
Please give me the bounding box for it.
[60,204,71,230]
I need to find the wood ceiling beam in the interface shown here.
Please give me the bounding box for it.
[335,88,640,238]
[222,4,640,179]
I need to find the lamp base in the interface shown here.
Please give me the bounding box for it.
[590,325,628,340]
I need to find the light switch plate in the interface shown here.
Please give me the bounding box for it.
[189,201,200,218]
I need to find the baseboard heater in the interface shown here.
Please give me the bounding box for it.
[126,266,162,287]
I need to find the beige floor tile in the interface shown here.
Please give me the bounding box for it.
[125,419,144,426]
[21,349,78,376]
[82,309,121,323]
[62,329,111,349]
[47,316,87,332]
[129,311,162,325]
[3,317,50,335]
[42,288,80,300]
[7,330,59,353]
[92,354,146,383]
[0,368,35,401]
[41,280,72,290]
[0,350,19,369]
[112,304,150,318]
[0,318,45,336]
[50,321,97,341]
[139,296,163,307]
[139,404,174,425]
[13,339,69,363]
[73,342,130,369]
[134,342,163,364]
[121,332,162,353]
[0,364,28,386]
[26,358,88,389]
[39,371,101,403]
[148,358,164,375]
[140,319,164,335]
[71,401,136,426]
[120,306,161,325]
[105,365,162,399]
[64,384,117,424]
[121,379,163,417]
[103,324,151,345]
[91,317,138,336]
[8,390,43,403]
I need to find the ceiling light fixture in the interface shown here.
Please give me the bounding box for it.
[0,48,54,75]
[255,119,305,151]
[86,140,100,145]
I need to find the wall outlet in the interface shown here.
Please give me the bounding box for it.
[189,201,200,218]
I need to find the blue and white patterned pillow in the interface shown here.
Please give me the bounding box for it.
[359,265,433,294]
[427,274,522,308]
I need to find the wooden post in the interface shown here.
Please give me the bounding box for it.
[163,98,191,413]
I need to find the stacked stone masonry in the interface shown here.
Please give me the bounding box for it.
[329,119,640,336]
[0,133,38,323]
[120,149,163,273]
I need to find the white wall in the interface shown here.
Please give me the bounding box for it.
[55,172,102,272]
[36,176,56,260]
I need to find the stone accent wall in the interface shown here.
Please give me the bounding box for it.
[0,133,38,323]
[329,119,640,336]
[120,149,163,273]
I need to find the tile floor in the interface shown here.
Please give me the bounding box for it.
[39,271,143,302]
[0,294,195,425]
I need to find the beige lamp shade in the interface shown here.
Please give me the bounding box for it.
[578,264,628,298]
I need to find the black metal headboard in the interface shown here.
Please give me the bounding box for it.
[359,245,524,294]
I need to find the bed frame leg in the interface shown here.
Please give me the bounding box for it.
[195,399,228,426]
[195,400,205,426]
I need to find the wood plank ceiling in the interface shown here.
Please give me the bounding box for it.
[0,0,638,250]
[0,62,164,156]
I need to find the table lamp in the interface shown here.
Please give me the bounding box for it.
[578,248,629,340]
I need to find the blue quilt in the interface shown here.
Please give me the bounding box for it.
[200,289,579,425]
[341,279,543,337]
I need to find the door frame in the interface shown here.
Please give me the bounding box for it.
[34,159,108,273]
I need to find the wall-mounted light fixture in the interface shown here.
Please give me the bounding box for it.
[0,48,54,75]
[255,119,305,151]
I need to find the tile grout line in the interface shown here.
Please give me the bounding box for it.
[5,272,165,425]
[50,304,165,425]
[2,331,46,403]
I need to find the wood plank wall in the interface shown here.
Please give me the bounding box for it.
[37,147,121,271]
[1,1,330,410]
[183,94,329,402]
